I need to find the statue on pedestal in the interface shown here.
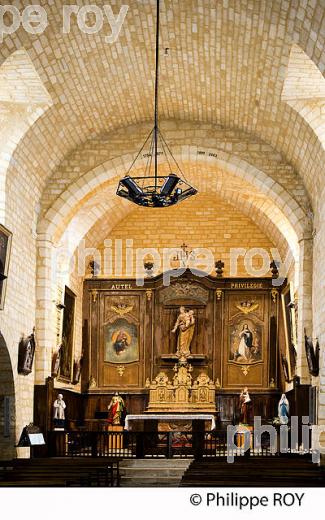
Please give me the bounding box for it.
[239,386,252,425]
[278,393,289,424]
[107,392,126,425]
[171,306,195,359]
[53,393,66,429]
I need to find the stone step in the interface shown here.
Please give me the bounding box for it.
[119,458,191,487]
[121,476,181,487]
[120,469,186,478]
[119,459,191,467]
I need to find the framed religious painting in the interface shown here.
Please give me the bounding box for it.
[281,282,297,381]
[104,318,139,364]
[229,318,263,365]
[0,224,12,310]
[58,286,76,382]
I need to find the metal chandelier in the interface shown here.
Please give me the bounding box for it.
[116,0,197,208]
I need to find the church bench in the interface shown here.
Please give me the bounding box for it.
[0,458,120,487]
[180,456,325,487]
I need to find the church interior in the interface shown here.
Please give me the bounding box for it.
[1,0,325,488]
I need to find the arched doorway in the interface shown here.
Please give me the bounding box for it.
[0,333,15,460]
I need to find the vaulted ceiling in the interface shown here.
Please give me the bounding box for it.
[1,0,325,253]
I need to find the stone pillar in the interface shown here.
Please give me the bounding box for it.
[35,234,56,385]
[313,196,325,458]
[296,236,313,384]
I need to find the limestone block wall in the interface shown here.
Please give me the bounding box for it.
[95,194,276,278]
[0,166,40,458]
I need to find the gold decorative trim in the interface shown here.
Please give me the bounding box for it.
[88,376,97,388]
[271,288,278,303]
[216,289,223,301]
[241,365,250,376]
[111,303,133,316]
[235,301,259,314]
[146,289,153,302]
[90,290,98,303]
[116,365,125,377]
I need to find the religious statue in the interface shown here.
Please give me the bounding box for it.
[239,386,252,425]
[51,346,61,378]
[171,306,195,358]
[53,393,66,428]
[278,393,290,424]
[107,392,126,425]
[72,355,83,385]
[18,332,36,375]
[88,376,97,388]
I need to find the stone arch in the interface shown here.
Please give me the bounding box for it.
[0,333,16,460]
[38,147,308,252]
[282,44,325,163]
[0,49,52,220]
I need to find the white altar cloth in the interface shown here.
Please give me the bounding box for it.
[124,414,216,430]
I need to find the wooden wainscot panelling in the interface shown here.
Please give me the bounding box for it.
[227,362,263,387]
[103,363,140,387]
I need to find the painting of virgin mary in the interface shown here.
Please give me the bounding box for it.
[229,319,262,364]
[104,318,139,363]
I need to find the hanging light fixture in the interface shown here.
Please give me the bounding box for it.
[116,0,197,207]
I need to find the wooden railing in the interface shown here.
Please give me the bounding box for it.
[47,427,312,459]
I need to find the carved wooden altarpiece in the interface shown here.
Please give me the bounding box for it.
[81,270,284,424]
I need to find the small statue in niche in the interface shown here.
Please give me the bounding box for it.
[88,376,97,388]
[239,386,252,425]
[53,394,66,429]
[51,345,61,378]
[107,392,126,426]
[278,393,290,425]
[88,260,100,276]
[72,355,83,384]
[18,331,36,375]
[171,306,195,358]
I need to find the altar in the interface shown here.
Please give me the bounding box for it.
[124,414,216,431]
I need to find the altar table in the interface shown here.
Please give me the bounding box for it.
[124,414,216,431]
